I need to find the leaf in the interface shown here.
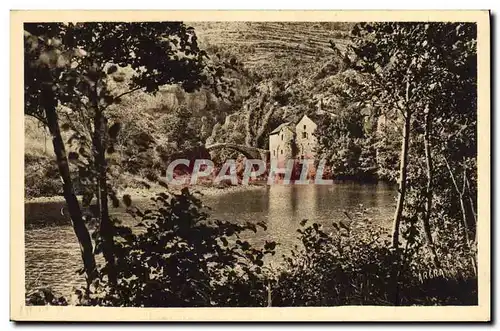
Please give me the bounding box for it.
[158,179,169,189]
[221,237,228,247]
[109,193,120,208]
[68,152,79,160]
[78,147,88,157]
[82,191,93,207]
[339,221,350,231]
[108,122,121,140]
[246,222,257,233]
[61,123,71,131]
[123,194,132,207]
[264,241,276,251]
[107,65,118,75]
[67,133,82,145]
[256,221,267,231]
[106,146,116,154]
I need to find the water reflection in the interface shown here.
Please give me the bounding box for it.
[266,185,318,253]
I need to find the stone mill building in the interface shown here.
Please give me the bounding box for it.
[269,114,318,163]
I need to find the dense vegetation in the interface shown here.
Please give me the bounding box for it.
[24,22,398,196]
[25,21,478,306]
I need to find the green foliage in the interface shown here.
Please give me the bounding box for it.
[27,196,476,307]
[26,288,68,306]
[271,218,476,306]
[347,21,477,270]
[161,106,204,156]
[76,188,275,307]
[25,153,61,198]
[315,106,380,180]
[373,124,400,181]
[24,21,234,197]
[24,22,478,308]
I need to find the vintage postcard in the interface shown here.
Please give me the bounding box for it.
[11,10,490,321]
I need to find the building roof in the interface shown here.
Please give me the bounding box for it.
[269,114,320,136]
[297,114,314,123]
[301,112,329,123]
[269,122,294,135]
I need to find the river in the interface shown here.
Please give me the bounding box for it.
[25,182,396,299]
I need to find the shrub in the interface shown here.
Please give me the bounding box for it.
[270,218,477,306]
[25,153,61,198]
[28,198,477,307]
[26,288,68,306]
[79,188,276,307]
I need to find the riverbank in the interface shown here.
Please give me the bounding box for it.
[25,182,268,204]
[25,182,398,301]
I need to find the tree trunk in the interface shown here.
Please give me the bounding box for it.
[422,108,439,267]
[41,85,96,284]
[392,109,411,248]
[465,176,477,244]
[443,158,477,275]
[92,91,117,285]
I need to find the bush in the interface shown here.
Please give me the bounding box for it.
[270,218,477,306]
[79,188,276,307]
[26,288,68,306]
[28,195,477,307]
[25,153,61,198]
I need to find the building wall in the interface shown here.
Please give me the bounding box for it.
[269,126,295,163]
[269,133,280,161]
[295,115,317,159]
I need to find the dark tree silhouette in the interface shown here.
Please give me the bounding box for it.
[24,22,228,285]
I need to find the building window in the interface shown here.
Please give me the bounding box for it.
[273,150,276,156]
[302,132,307,139]
[303,124,306,129]
[280,149,283,155]
[281,134,283,141]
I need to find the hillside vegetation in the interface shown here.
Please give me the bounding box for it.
[25,21,368,197]
[25,21,478,307]
[191,22,352,72]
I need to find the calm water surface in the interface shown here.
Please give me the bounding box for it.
[25,182,396,298]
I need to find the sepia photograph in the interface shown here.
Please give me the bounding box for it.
[10,10,490,321]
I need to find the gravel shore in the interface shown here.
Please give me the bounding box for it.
[25,183,267,204]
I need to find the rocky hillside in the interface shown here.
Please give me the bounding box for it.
[25,22,356,196]
[25,22,354,153]
[191,21,351,76]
